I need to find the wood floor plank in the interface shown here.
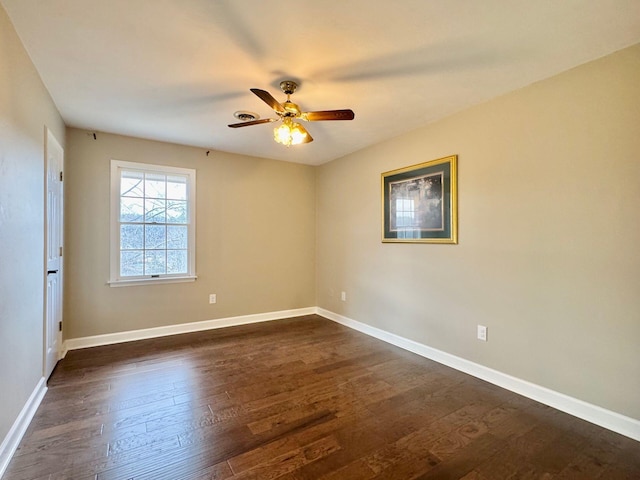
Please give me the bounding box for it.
[231,436,341,480]
[3,315,639,479]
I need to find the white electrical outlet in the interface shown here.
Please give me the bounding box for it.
[477,325,487,341]
[209,294,217,304]
[341,291,347,302]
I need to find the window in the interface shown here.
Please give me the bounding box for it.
[110,160,196,286]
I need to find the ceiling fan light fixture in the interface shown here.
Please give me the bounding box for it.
[274,118,307,146]
[274,123,291,145]
[290,123,307,145]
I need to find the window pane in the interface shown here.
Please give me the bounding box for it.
[167,200,187,224]
[167,225,187,249]
[145,173,166,199]
[145,198,166,223]
[167,175,187,200]
[167,250,187,274]
[145,250,166,275]
[121,224,143,250]
[121,250,143,276]
[145,225,166,249]
[121,171,143,197]
[121,197,144,223]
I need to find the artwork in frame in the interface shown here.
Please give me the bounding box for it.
[381,155,457,243]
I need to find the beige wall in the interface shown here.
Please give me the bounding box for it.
[0,5,65,441]
[64,129,316,339]
[317,45,640,419]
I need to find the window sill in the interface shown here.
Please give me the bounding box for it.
[108,275,197,287]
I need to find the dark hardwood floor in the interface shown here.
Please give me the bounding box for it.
[4,315,639,479]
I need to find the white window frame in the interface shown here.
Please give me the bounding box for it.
[109,160,197,287]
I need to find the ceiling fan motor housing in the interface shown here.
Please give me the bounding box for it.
[283,102,301,116]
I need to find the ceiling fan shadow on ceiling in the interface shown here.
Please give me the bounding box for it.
[228,80,355,146]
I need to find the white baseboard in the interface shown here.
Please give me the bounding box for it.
[318,308,640,442]
[63,307,316,352]
[0,377,47,479]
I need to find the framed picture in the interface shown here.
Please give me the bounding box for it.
[381,155,457,243]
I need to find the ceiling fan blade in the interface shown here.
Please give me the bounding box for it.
[228,118,278,128]
[303,109,355,121]
[250,88,285,113]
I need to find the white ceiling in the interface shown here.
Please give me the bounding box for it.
[3,1,640,165]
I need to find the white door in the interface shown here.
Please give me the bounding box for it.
[45,128,64,379]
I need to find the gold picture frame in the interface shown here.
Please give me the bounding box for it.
[381,155,458,243]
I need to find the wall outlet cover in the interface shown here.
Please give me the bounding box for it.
[477,325,487,341]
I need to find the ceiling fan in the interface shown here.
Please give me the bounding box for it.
[228,80,355,146]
